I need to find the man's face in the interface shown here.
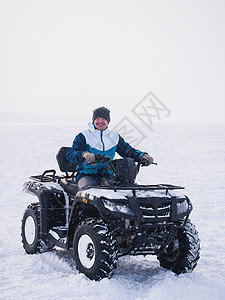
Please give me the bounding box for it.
[94,117,108,130]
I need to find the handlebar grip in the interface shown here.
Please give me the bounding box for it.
[139,161,157,166]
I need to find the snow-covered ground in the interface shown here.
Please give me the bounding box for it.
[0,122,225,300]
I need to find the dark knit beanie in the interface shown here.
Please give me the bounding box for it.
[92,106,110,123]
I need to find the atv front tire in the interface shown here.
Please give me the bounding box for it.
[21,203,53,254]
[157,219,200,274]
[73,218,117,281]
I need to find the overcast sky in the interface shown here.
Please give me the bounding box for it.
[1,0,225,124]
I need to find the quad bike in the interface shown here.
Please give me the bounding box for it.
[21,147,200,280]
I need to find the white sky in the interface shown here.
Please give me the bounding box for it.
[1,0,225,123]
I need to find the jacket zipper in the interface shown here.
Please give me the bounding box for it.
[100,131,105,154]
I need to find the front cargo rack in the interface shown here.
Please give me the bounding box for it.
[87,184,184,191]
[86,184,185,196]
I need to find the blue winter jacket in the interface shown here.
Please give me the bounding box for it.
[66,122,144,181]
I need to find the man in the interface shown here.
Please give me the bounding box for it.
[66,106,154,189]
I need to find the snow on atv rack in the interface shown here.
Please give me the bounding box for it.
[85,184,184,191]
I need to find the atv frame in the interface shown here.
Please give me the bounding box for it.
[21,147,200,280]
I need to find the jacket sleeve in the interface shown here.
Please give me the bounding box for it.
[66,133,86,165]
[116,135,145,161]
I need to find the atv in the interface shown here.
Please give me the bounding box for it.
[21,147,200,280]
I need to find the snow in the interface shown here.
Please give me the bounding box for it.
[0,122,225,300]
[81,188,130,200]
[81,184,186,200]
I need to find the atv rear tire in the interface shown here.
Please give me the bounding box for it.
[21,203,53,254]
[157,219,200,274]
[73,218,117,281]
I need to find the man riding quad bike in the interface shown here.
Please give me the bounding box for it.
[66,106,154,190]
[21,107,200,280]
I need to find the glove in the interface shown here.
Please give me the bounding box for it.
[82,152,96,164]
[140,153,154,166]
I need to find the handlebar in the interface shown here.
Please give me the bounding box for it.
[89,154,157,165]
[88,154,157,171]
[86,154,157,183]
[136,161,157,173]
[140,161,157,166]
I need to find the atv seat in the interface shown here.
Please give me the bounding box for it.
[59,177,79,195]
[56,147,79,194]
[56,147,77,176]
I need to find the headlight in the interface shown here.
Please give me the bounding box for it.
[102,199,134,215]
[177,199,189,214]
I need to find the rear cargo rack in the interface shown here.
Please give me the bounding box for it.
[30,169,57,182]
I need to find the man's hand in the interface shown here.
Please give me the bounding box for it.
[140,153,154,166]
[82,152,96,164]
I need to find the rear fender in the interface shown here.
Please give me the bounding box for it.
[23,181,66,239]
